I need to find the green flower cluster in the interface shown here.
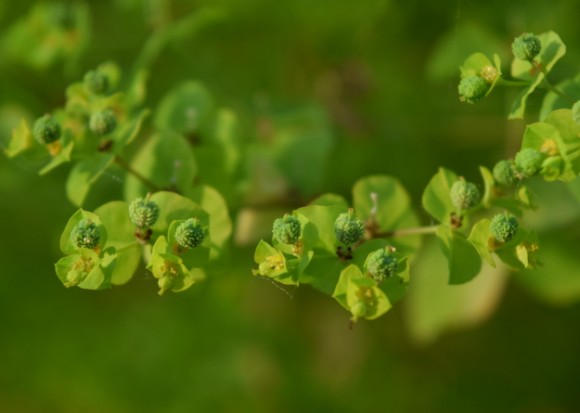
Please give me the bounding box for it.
[334,209,365,246]
[175,218,205,249]
[272,214,301,245]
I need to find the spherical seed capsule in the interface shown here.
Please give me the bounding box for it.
[515,148,545,178]
[450,179,480,211]
[70,219,101,249]
[493,160,518,187]
[128,197,160,229]
[89,109,117,136]
[364,247,398,282]
[272,214,301,245]
[33,115,61,144]
[175,218,205,249]
[512,33,542,61]
[334,209,365,246]
[490,214,518,243]
[84,70,109,95]
[458,75,489,104]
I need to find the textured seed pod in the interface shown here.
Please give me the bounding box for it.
[89,109,117,136]
[70,219,101,249]
[364,247,398,282]
[334,209,365,246]
[450,179,480,211]
[493,160,518,187]
[515,148,545,178]
[175,218,205,249]
[84,70,109,95]
[33,115,61,144]
[272,214,301,245]
[129,197,160,228]
[512,33,542,61]
[458,76,489,104]
[490,214,518,243]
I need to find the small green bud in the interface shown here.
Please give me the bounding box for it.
[364,247,398,282]
[458,75,489,104]
[33,115,61,144]
[89,109,117,136]
[334,209,365,246]
[175,218,205,249]
[84,70,110,95]
[129,197,160,229]
[493,160,518,187]
[272,214,301,245]
[450,179,480,211]
[490,213,518,243]
[70,219,101,249]
[515,148,545,178]
[512,33,542,61]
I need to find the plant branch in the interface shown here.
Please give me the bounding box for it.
[540,67,576,103]
[114,156,161,192]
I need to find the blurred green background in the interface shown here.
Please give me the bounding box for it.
[1,0,580,412]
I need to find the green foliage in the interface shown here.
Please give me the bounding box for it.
[4,9,580,325]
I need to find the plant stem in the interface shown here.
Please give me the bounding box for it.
[376,225,439,238]
[497,78,530,87]
[114,156,161,192]
[540,67,576,103]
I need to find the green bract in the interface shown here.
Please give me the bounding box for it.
[450,179,480,211]
[33,114,61,144]
[490,214,518,243]
[364,247,398,282]
[84,69,109,95]
[70,218,101,249]
[175,218,205,249]
[334,209,365,246]
[272,214,301,245]
[512,33,542,61]
[493,160,518,187]
[515,148,545,177]
[128,197,159,229]
[89,109,117,136]
[458,75,489,104]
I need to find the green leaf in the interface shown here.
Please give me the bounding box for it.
[93,201,142,285]
[39,131,74,175]
[309,193,349,207]
[300,251,345,294]
[114,108,150,149]
[66,154,115,207]
[494,228,540,271]
[154,81,215,135]
[187,185,233,260]
[123,132,196,200]
[60,209,107,256]
[193,109,242,200]
[467,219,495,267]
[271,105,334,197]
[353,175,421,253]
[540,74,580,120]
[422,167,458,224]
[406,239,507,345]
[509,31,566,120]
[294,204,347,253]
[436,225,482,284]
[5,119,33,158]
[340,265,391,320]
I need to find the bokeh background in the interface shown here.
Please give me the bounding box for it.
[1,0,580,412]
